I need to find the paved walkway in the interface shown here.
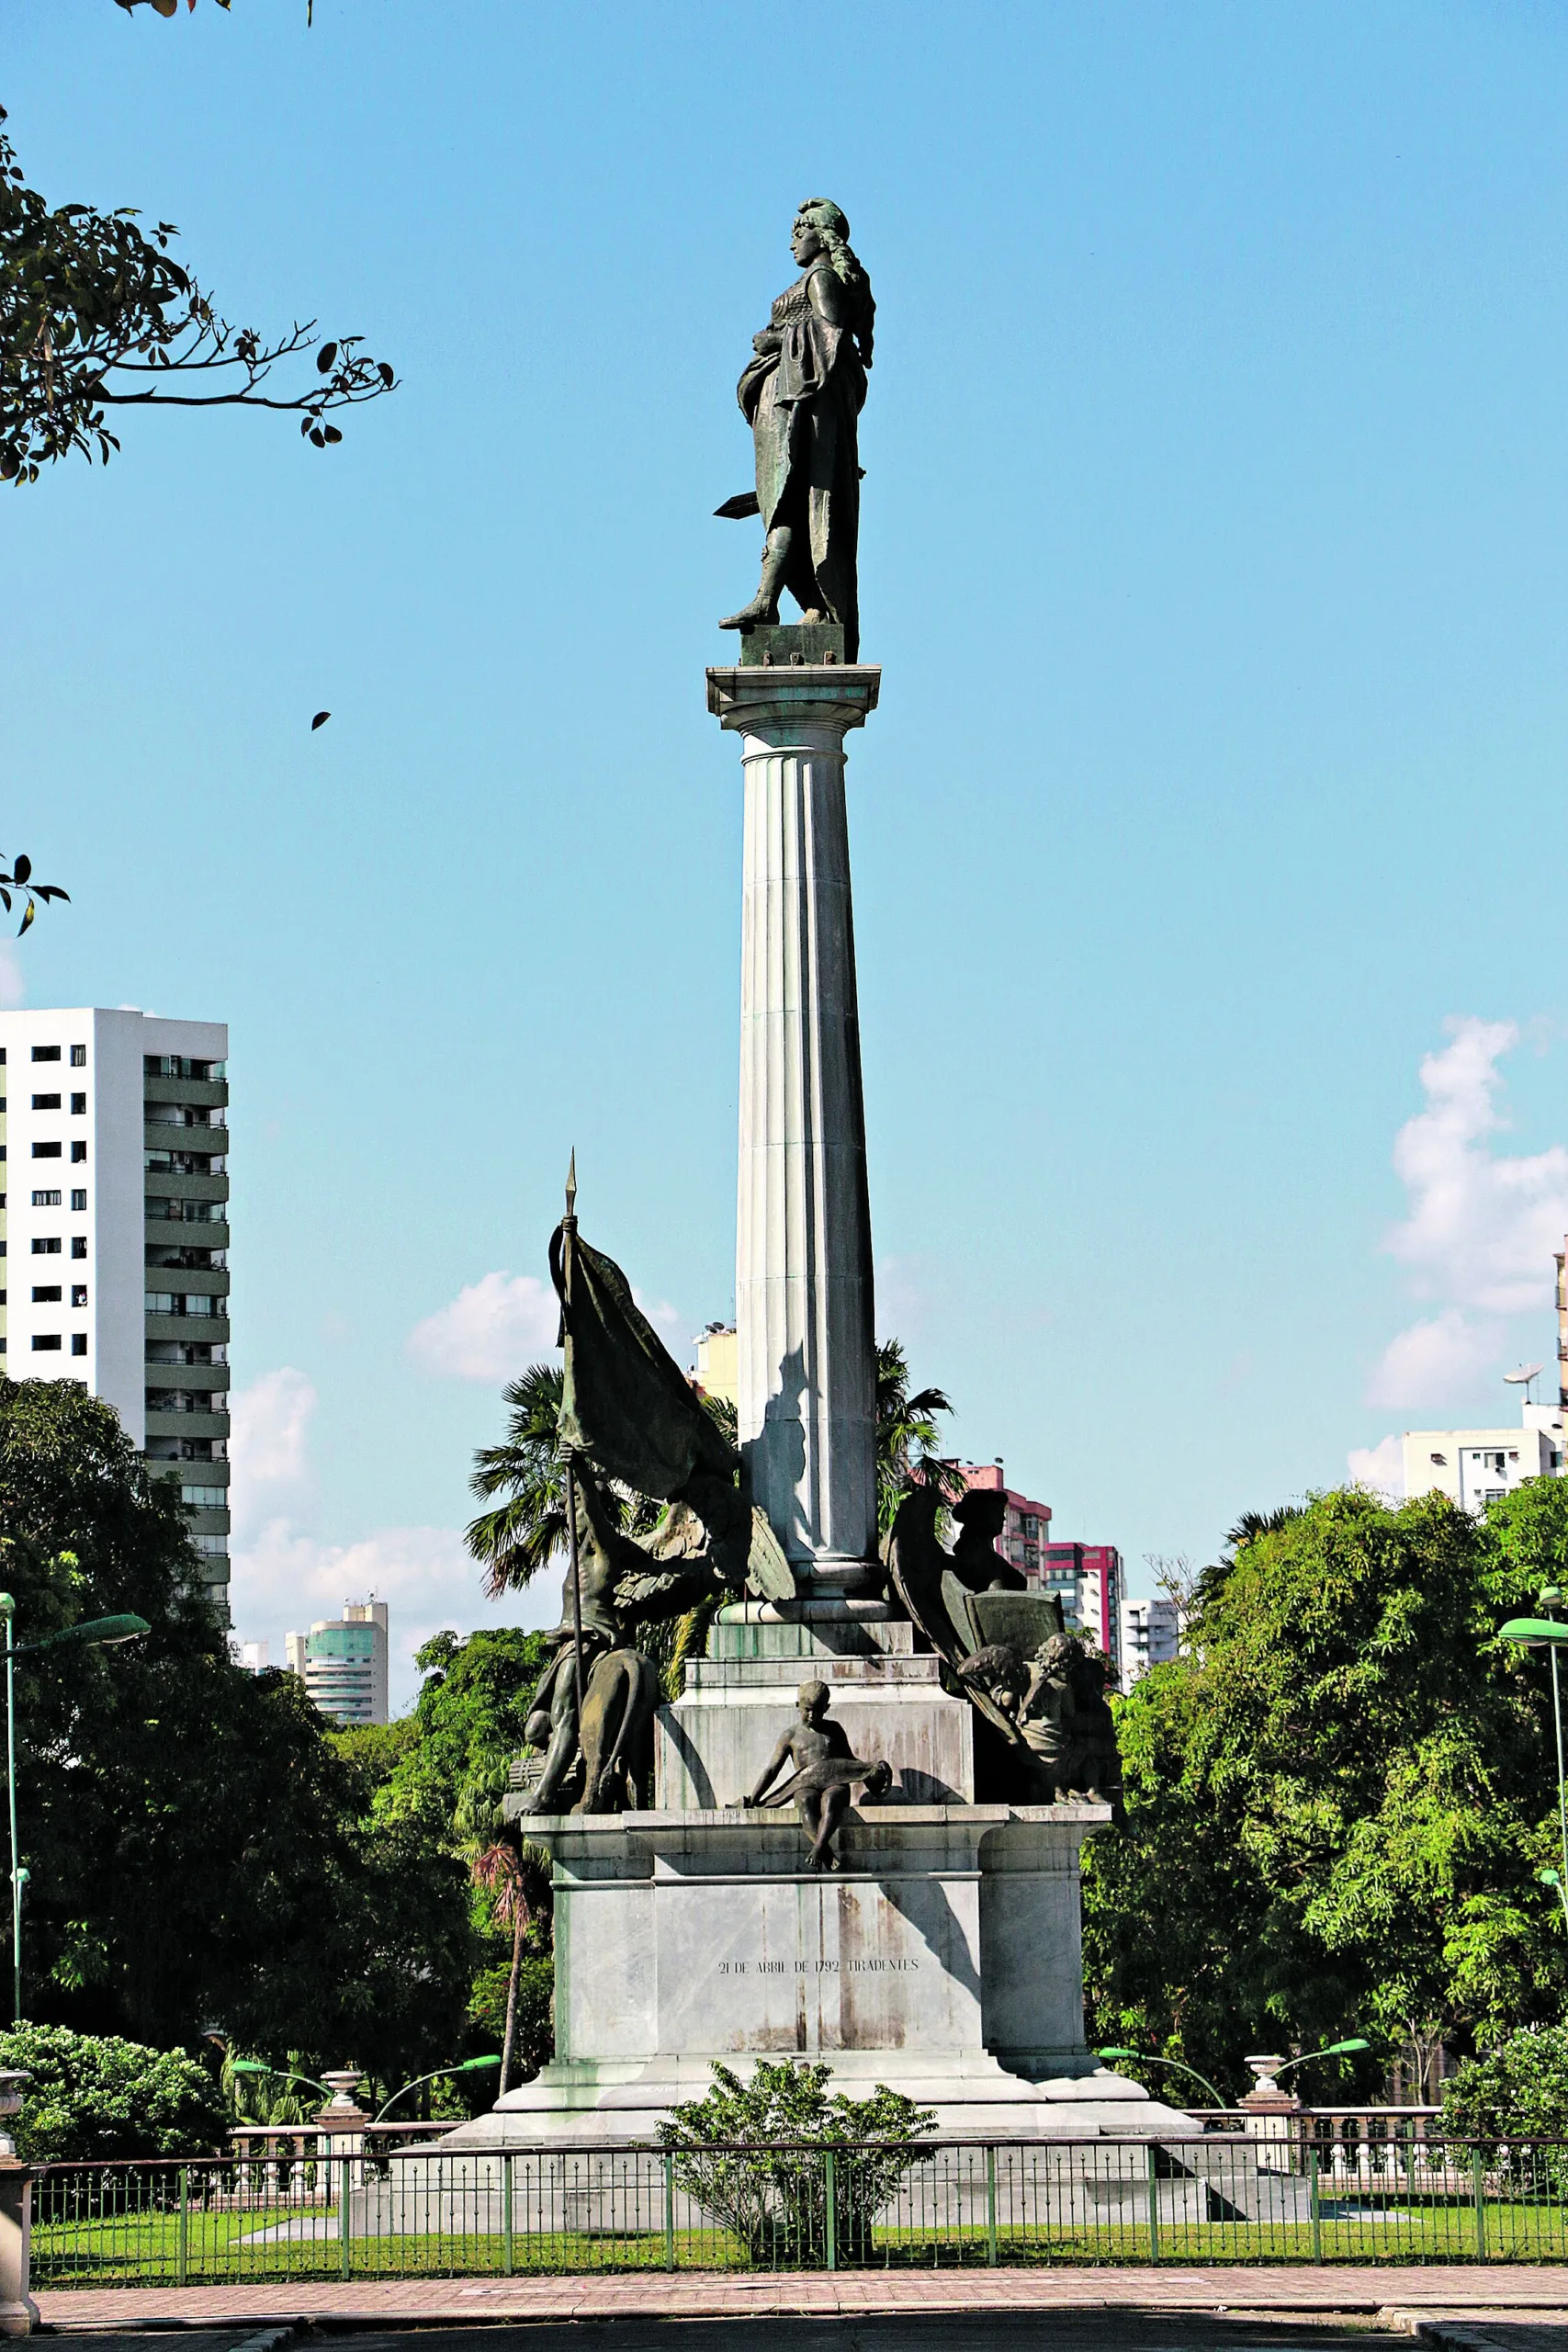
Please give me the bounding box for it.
[30,2266,1568,2331]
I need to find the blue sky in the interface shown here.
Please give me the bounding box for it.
[6,0,1568,1703]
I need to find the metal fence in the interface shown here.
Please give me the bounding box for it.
[29,2135,1568,2284]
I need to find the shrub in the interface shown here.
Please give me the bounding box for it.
[656,2058,933,2265]
[0,2023,226,2162]
[1442,2025,1568,2189]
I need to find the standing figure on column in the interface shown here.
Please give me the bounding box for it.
[718,200,874,662]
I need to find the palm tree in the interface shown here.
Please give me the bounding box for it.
[467,1363,568,1598]
[469,1841,550,2095]
[874,1339,964,1533]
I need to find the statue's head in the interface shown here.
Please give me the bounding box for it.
[791,201,874,364]
[797,1678,830,1723]
[953,1487,1009,1541]
[794,199,851,265]
[1035,1633,1075,1673]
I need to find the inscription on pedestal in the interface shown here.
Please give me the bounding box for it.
[716,1957,921,1976]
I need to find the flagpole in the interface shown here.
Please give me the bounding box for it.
[561,1151,587,1738]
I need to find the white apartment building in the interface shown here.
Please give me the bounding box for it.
[1119,1595,1182,1690]
[0,1009,231,1615]
[1402,1403,1563,1514]
[287,1600,389,1727]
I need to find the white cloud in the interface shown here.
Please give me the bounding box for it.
[228,1364,559,1712]
[1366,1308,1505,1411]
[230,1366,317,1542]
[1366,1018,1568,1411]
[633,1289,685,1343]
[1384,1017,1568,1313]
[1347,1434,1404,1500]
[406,1271,559,1383]
[406,1268,687,1381]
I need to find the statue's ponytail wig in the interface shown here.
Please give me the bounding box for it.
[798,198,875,368]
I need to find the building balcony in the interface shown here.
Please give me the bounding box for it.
[145,1408,231,1442]
[144,1351,228,1385]
[142,1168,228,1205]
[145,1314,231,1348]
[145,1269,230,1301]
[143,1075,228,1114]
[145,1208,229,1240]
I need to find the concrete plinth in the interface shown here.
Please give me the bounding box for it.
[0,2161,36,2336]
[658,1608,976,1809]
[444,1800,1191,2152]
[708,663,881,1591]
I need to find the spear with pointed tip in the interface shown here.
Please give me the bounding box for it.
[559,1149,587,1747]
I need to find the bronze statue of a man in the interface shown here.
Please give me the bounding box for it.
[719,200,874,661]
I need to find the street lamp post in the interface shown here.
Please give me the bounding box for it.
[0,1597,152,2023]
[1096,2047,1230,2110]
[1496,1589,1568,1938]
[373,2056,501,2125]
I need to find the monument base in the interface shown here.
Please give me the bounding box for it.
[440,1803,1195,2153]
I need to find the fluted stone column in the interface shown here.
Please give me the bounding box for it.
[707,662,881,1589]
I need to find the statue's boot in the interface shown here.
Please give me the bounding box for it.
[720,526,791,631]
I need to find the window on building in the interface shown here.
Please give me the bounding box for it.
[180,1485,228,1510]
[30,1191,59,1208]
[29,1094,59,1112]
[30,1143,60,1159]
[30,1238,60,1255]
[69,1046,85,1068]
[29,1047,59,1063]
[31,1286,61,1303]
[71,1191,85,1212]
[70,1286,86,1308]
[70,1335,86,1358]
[30,1335,60,1351]
[69,1141,85,1164]
[70,1094,85,1115]
[70,1238,85,1260]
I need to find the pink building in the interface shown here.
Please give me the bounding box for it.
[953,1463,1121,1677]
[954,1460,1052,1577]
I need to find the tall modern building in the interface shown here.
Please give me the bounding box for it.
[1119,1595,1182,1690]
[0,1008,231,1617]
[286,1601,389,1727]
[1040,1541,1124,1676]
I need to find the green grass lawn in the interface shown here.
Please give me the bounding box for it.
[30,2191,1568,2285]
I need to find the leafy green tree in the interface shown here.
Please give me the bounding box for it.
[359,1627,557,2090]
[0,1377,475,2086]
[657,2060,934,2265]
[1083,1486,1564,2099]
[0,2023,225,2162]
[0,104,393,485]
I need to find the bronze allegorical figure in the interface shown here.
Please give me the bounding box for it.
[718,200,874,662]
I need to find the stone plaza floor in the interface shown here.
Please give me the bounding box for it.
[30,2267,1568,2346]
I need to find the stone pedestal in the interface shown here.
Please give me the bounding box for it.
[0,2162,36,2337]
[453,1796,1190,2150]
[708,664,881,1591]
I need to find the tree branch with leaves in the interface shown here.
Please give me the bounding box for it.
[0,105,395,486]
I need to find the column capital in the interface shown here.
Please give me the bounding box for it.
[706,664,881,738]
